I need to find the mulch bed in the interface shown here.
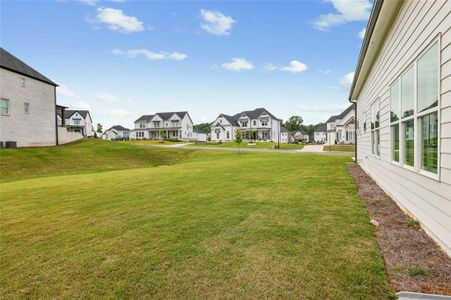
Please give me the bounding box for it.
[347,164,451,295]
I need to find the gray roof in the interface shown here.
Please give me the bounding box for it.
[214,108,281,126]
[57,109,90,120]
[0,48,57,86]
[134,111,188,123]
[106,125,130,132]
[326,103,355,123]
[315,124,327,133]
[281,126,289,133]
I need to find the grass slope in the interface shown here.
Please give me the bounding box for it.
[0,139,195,182]
[0,145,386,299]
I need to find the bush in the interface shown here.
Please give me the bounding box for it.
[408,265,430,276]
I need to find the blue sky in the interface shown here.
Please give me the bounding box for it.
[1,0,371,128]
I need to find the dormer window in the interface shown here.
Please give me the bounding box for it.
[241,121,248,127]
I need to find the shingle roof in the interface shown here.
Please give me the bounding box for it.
[106,125,130,132]
[135,115,154,122]
[0,48,57,86]
[214,108,281,126]
[57,109,90,119]
[281,126,289,132]
[134,111,188,123]
[326,103,355,123]
[315,124,327,132]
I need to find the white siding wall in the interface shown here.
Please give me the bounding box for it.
[0,69,57,147]
[181,114,194,139]
[356,0,451,254]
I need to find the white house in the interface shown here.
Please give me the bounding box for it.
[57,110,95,137]
[349,0,451,254]
[326,104,355,145]
[193,128,207,142]
[314,125,327,143]
[130,111,194,141]
[280,127,290,143]
[0,48,58,147]
[102,125,130,140]
[291,131,309,143]
[210,108,281,142]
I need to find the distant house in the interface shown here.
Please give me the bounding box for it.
[291,131,309,143]
[280,127,290,143]
[210,108,281,142]
[326,104,355,145]
[57,109,95,137]
[0,48,59,147]
[314,125,327,143]
[349,0,450,254]
[130,111,194,141]
[102,125,130,140]
[193,128,207,142]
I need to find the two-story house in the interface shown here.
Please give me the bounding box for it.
[314,124,327,144]
[0,48,59,147]
[326,104,355,145]
[57,109,94,137]
[210,108,281,142]
[130,111,194,141]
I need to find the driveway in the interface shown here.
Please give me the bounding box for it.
[300,145,324,153]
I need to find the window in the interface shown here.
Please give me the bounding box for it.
[24,102,30,114]
[370,99,380,156]
[1,98,10,116]
[253,120,256,126]
[21,78,26,87]
[73,118,81,125]
[241,120,248,127]
[226,131,230,139]
[153,121,160,128]
[140,123,146,129]
[389,41,439,175]
[216,130,220,139]
[261,119,269,126]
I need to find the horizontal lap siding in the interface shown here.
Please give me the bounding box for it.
[356,0,451,255]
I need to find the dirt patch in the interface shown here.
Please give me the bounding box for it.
[348,164,451,295]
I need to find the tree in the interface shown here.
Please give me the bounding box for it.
[235,129,243,153]
[160,130,167,140]
[248,130,254,142]
[193,123,211,134]
[96,123,103,134]
[284,116,303,132]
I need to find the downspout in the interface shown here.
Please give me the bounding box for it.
[351,100,357,163]
[54,87,59,146]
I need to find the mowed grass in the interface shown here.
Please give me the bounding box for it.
[0,139,195,182]
[0,141,386,299]
[324,144,355,152]
[193,141,304,150]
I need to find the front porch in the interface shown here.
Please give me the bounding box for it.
[149,129,182,140]
[242,129,271,141]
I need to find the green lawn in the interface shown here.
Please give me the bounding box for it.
[0,140,386,299]
[0,139,194,182]
[192,141,305,150]
[323,144,356,152]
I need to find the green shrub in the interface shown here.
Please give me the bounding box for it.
[408,265,430,276]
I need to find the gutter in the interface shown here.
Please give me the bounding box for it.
[348,0,384,101]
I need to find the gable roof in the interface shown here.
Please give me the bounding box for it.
[326,103,356,123]
[0,48,58,86]
[281,126,289,133]
[213,108,281,126]
[106,125,130,132]
[134,111,189,123]
[314,124,327,132]
[57,109,91,120]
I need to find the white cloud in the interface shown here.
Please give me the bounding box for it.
[265,60,308,74]
[221,58,254,71]
[96,7,144,33]
[74,101,92,110]
[57,85,76,97]
[200,9,235,36]
[340,72,355,88]
[112,48,187,61]
[296,103,348,113]
[314,0,371,31]
[96,92,121,103]
[319,69,332,75]
[359,28,366,39]
[79,0,125,5]
[106,109,133,117]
